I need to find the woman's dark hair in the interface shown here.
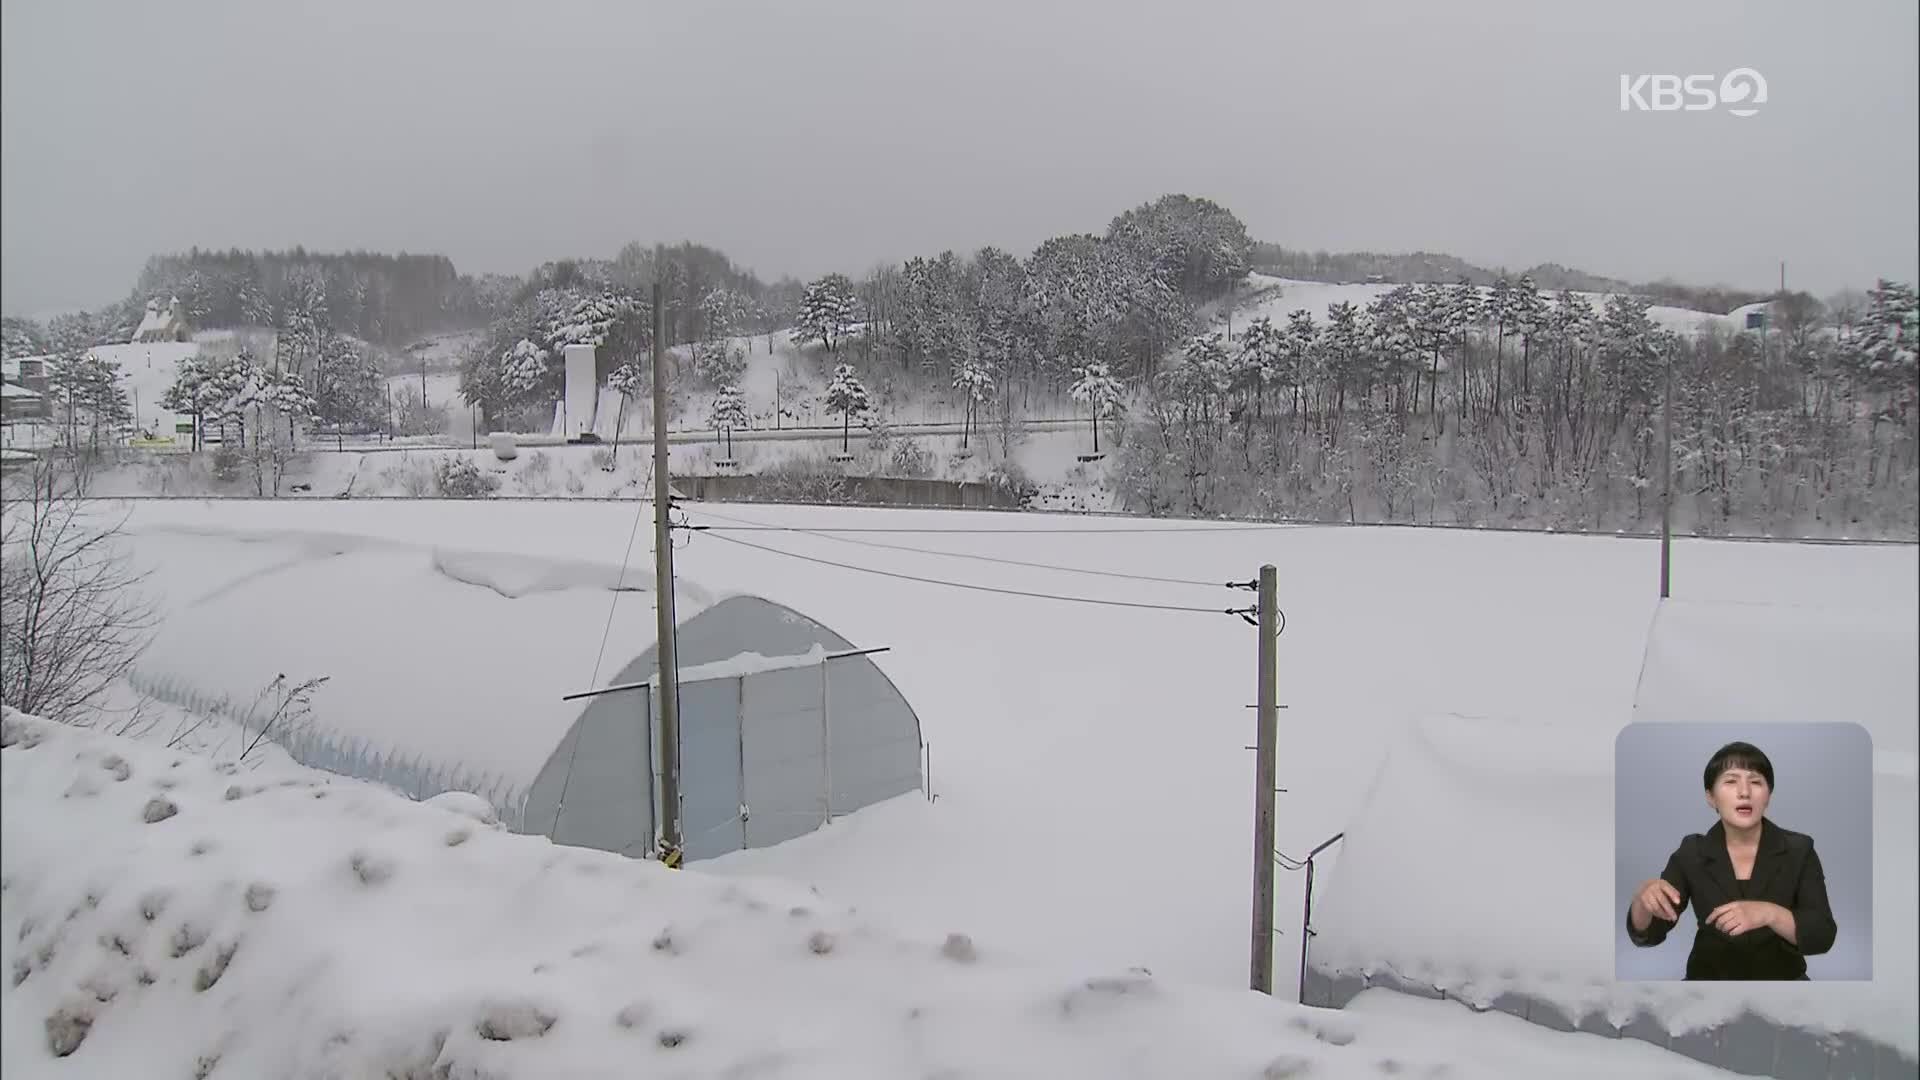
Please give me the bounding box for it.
[1704,741,1774,791]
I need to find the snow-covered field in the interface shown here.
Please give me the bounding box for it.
[6,497,1913,1076]
[1226,274,1743,338]
[2,712,1743,1079]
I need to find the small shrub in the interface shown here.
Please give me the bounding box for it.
[523,451,553,479]
[889,437,932,478]
[435,458,497,499]
[985,461,1037,499]
[380,460,435,497]
[210,446,242,484]
[590,447,614,470]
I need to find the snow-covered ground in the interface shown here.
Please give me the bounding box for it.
[75,423,1121,508]
[2,711,1748,1079]
[81,499,1917,1016]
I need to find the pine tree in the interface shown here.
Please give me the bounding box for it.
[1234,316,1284,419]
[1322,301,1366,418]
[825,362,870,452]
[1845,279,1918,424]
[2,316,46,360]
[952,357,994,450]
[708,383,749,458]
[1070,361,1124,453]
[796,275,859,353]
[605,361,645,453]
[1282,310,1321,423]
[1508,275,1550,407]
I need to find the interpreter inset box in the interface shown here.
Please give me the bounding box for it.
[1614,722,1872,982]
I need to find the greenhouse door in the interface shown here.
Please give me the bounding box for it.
[675,676,745,862]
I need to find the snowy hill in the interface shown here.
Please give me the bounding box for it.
[1,711,1741,1079]
[1224,274,1739,339]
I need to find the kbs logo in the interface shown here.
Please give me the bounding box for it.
[1619,69,1767,117]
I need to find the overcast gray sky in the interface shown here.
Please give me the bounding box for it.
[4,0,1916,317]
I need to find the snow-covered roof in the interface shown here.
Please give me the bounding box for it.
[0,383,41,400]
[132,296,187,339]
[120,526,725,794]
[1310,598,1918,1062]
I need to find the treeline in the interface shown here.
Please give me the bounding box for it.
[1110,278,1919,538]
[456,241,806,428]
[457,195,1256,429]
[1248,243,1774,316]
[131,248,485,345]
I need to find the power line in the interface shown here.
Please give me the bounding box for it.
[587,456,654,692]
[695,529,1244,616]
[687,505,1240,588]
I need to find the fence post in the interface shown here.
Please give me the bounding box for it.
[820,660,833,824]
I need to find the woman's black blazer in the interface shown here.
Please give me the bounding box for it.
[1625,818,1838,980]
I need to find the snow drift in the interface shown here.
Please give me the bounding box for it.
[2,712,1747,1080]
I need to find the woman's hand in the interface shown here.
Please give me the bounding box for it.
[1706,900,1784,937]
[1633,878,1683,924]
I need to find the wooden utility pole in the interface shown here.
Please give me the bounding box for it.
[1250,563,1279,993]
[652,277,684,864]
[1660,346,1673,599]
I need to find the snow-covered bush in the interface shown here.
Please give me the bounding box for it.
[889,437,932,478]
[434,458,497,499]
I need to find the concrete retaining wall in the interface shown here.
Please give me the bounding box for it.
[674,472,1027,510]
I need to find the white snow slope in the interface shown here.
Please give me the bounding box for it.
[0,711,1742,1079]
[1229,275,1742,338]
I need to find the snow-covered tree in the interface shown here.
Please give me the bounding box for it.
[2,317,46,360]
[795,274,859,353]
[1845,279,1918,422]
[49,353,133,453]
[501,338,551,398]
[313,333,384,443]
[1508,275,1551,406]
[605,361,645,452]
[160,354,220,451]
[708,383,749,458]
[1281,310,1322,419]
[952,357,994,450]
[825,362,870,452]
[246,365,316,495]
[1233,316,1284,418]
[1070,361,1125,453]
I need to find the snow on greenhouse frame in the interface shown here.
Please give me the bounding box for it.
[119,527,924,863]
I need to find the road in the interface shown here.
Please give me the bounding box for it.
[334,417,1090,453]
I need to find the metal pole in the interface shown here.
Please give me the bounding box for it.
[1250,563,1279,993]
[652,277,683,864]
[820,658,833,823]
[1660,348,1673,599]
[1297,858,1316,1003]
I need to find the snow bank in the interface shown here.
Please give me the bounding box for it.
[1,712,1742,1079]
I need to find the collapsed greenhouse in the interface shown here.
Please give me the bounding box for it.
[122,525,925,863]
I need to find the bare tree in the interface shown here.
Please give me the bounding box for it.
[1,456,156,724]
